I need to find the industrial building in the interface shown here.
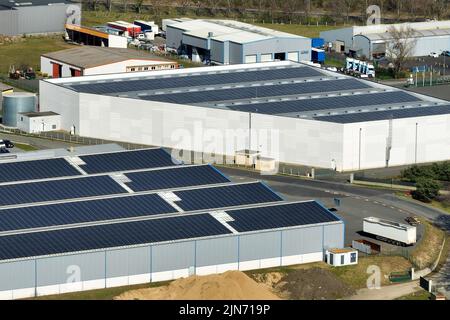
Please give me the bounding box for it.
[320,20,450,59]
[164,18,311,64]
[0,147,344,299]
[0,0,81,36]
[41,47,179,78]
[17,111,60,133]
[2,92,36,127]
[65,24,128,49]
[40,61,450,171]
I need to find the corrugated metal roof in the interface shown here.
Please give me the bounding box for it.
[42,46,174,69]
[355,28,450,41]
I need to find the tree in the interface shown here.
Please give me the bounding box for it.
[136,0,144,13]
[385,26,417,78]
[412,178,441,202]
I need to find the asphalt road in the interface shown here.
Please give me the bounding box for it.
[217,166,449,246]
[218,166,450,295]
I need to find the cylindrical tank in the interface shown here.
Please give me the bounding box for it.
[2,92,36,127]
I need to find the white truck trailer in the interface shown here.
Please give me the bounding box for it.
[363,217,417,246]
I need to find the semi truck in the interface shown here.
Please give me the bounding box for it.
[343,58,375,78]
[363,217,417,246]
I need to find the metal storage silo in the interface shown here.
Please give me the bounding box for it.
[2,92,36,127]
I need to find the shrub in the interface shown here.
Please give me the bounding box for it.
[412,178,441,203]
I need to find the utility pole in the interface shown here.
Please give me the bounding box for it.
[415,122,418,164]
[358,128,362,170]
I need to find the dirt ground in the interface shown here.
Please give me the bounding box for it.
[114,271,280,300]
[252,268,355,300]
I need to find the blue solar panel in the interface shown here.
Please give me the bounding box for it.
[226,91,421,115]
[0,193,177,232]
[314,104,450,123]
[79,148,178,174]
[126,165,230,192]
[227,201,341,232]
[174,182,283,211]
[141,79,370,105]
[0,214,231,261]
[0,175,126,206]
[68,67,323,95]
[0,158,80,183]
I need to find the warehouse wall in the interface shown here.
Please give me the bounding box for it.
[16,4,81,35]
[0,222,343,299]
[320,27,354,52]
[243,37,311,62]
[0,10,18,36]
[210,39,225,64]
[166,26,184,51]
[341,114,450,171]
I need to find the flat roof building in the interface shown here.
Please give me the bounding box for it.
[41,46,179,78]
[321,20,450,59]
[0,0,81,36]
[165,19,311,64]
[0,148,344,299]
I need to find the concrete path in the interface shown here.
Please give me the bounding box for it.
[346,281,421,300]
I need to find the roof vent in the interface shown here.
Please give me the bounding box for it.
[208,32,214,37]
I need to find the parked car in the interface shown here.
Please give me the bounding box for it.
[0,139,14,148]
[429,52,440,58]
[442,50,450,57]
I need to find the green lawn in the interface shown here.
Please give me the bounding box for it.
[82,10,341,38]
[0,36,72,75]
[14,143,38,152]
[396,290,432,300]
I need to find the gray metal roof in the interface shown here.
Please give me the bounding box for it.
[0,0,74,9]
[18,111,59,118]
[355,28,450,41]
[42,46,174,69]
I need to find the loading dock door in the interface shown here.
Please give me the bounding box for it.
[244,54,257,64]
[52,63,62,78]
[287,52,299,62]
[261,53,273,62]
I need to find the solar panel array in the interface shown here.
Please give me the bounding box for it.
[61,62,445,122]
[79,148,179,174]
[67,66,324,95]
[125,165,229,192]
[0,147,341,261]
[0,158,81,183]
[141,79,370,105]
[314,104,450,123]
[225,91,421,115]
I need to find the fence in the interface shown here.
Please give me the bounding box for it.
[0,127,151,150]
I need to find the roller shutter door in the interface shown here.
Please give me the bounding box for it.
[260,53,273,62]
[287,52,299,62]
[244,54,257,64]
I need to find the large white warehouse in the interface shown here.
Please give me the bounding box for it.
[0,148,344,299]
[321,20,450,59]
[39,61,450,172]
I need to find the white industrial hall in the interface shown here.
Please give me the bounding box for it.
[39,61,450,172]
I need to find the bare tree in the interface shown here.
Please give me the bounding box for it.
[122,0,129,12]
[385,26,417,78]
[136,0,144,13]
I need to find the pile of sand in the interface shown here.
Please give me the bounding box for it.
[114,271,280,300]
